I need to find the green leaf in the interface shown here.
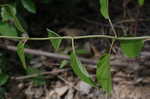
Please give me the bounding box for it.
[0,4,16,22]
[0,73,9,86]
[1,5,16,22]
[17,41,27,69]
[120,40,144,58]
[21,0,36,13]
[99,0,109,19]
[13,16,26,33]
[3,5,16,16]
[26,67,46,86]
[0,4,25,33]
[138,0,144,6]
[47,29,62,50]
[96,54,112,93]
[60,60,68,68]
[70,52,96,86]
[0,22,18,36]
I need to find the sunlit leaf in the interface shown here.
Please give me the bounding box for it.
[47,29,62,50]
[120,40,144,58]
[21,0,36,13]
[0,22,18,36]
[17,41,27,69]
[138,0,144,6]
[0,73,9,86]
[26,67,46,86]
[96,54,112,93]
[99,0,109,19]
[70,52,96,86]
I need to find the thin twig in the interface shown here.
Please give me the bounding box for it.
[11,69,69,80]
[115,18,150,24]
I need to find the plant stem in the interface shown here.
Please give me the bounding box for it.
[108,19,117,38]
[71,37,76,53]
[108,18,117,54]
[0,35,150,41]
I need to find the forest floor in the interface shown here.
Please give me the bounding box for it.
[0,0,150,99]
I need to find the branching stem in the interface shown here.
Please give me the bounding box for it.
[108,18,118,54]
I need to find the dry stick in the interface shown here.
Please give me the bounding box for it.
[11,69,69,80]
[0,45,97,65]
[0,44,146,68]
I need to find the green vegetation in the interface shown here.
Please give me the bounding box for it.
[0,0,145,95]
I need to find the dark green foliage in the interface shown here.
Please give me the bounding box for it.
[0,0,146,94]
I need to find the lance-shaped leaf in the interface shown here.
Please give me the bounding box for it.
[0,22,18,36]
[120,40,144,58]
[96,54,112,93]
[17,41,27,69]
[138,0,144,6]
[99,0,109,19]
[47,29,62,50]
[21,0,36,13]
[70,52,96,86]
